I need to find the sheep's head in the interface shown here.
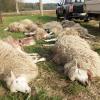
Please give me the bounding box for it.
[6,71,31,93]
[74,68,89,86]
[64,60,90,86]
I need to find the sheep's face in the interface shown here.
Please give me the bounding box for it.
[6,71,31,93]
[64,62,89,86]
[75,68,89,85]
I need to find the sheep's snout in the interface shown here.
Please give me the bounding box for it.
[10,76,31,93]
[6,72,31,93]
[75,68,89,86]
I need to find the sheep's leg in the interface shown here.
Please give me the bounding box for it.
[4,27,8,31]
[32,57,46,63]
[28,53,46,63]
[28,53,39,56]
[45,38,57,42]
[43,44,54,47]
[49,32,53,35]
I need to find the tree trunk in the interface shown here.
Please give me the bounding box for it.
[0,11,3,24]
[16,0,20,14]
[39,0,43,16]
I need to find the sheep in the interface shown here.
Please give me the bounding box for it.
[53,35,100,85]
[61,20,76,28]
[32,28,50,40]
[44,27,91,43]
[7,19,38,33]
[55,27,79,37]
[72,24,95,39]
[7,22,27,33]
[43,21,63,35]
[0,40,38,93]
[20,19,38,32]
[61,20,95,39]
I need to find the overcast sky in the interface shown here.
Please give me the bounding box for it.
[23,0,59,3]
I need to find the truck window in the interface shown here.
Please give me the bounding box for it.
[64,0,84,4]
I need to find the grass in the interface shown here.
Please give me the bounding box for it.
[0,15,100,100]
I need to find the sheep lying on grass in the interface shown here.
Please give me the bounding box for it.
[53,35,100,85]
[20,19,38,32]
[7,22,27,33]
[7,19,38,33]
[0,40,38,93]
[61,20,95,39]
[61,20,76,28]
[43,21,63,35]
[32,28,50,40]
[72,24,95,39]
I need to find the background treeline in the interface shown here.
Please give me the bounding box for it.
[0,0,16,12]
[23,3,57,10]
[0,0,56,12]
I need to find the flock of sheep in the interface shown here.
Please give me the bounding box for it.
[0,19,100,94]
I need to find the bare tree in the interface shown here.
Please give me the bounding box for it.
[0,11,3,24]
[16,0,20,14]
[39,0,43,16]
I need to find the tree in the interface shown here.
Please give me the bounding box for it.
[0,0,16,12]
[0,11,3,24]
[39,0,43,16]
[16,0,20,14]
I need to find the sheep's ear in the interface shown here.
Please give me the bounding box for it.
[10,71,16,80]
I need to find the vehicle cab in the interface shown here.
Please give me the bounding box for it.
[56,0,86,20]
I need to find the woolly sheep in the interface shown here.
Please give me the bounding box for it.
[55,27,79,37]
[20,19,38,32]
[0,40,38,93]
[43,21,63,34]
[61,20,95,39]
[7,19,38,33]
[33,28,50,40]
[53,35,100,85]
[72,24,95,39]
[8,22,27,33]
[61,20,76,28]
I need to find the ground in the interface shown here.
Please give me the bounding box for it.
[0,15,100,100]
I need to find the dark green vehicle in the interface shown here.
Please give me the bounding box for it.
[56,0,87,20]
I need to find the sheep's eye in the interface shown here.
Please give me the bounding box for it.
[16,80,18,83]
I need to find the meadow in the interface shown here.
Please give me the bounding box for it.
[0,15,100,100]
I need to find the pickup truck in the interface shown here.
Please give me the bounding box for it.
[56,0,87,20]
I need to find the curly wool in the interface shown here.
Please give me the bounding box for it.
[61,20,95,39]
[53,35,100,77]
[33,28,48,40]
[57,27,80,37]
[43,21,63,34]
[0,40,38,82]
[20,19,38,32]
[8,22,27,33]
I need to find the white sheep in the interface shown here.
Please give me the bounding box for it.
[53,35,100,85]
[61,20,76,28]
[43,21,63,35]
[20,19,38,32]
[8,22,27,33]
[0,40,38,93]
[72,24,95,39]
[7,19,38,33]
[61,20,95,39]
[33,28,50,40]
